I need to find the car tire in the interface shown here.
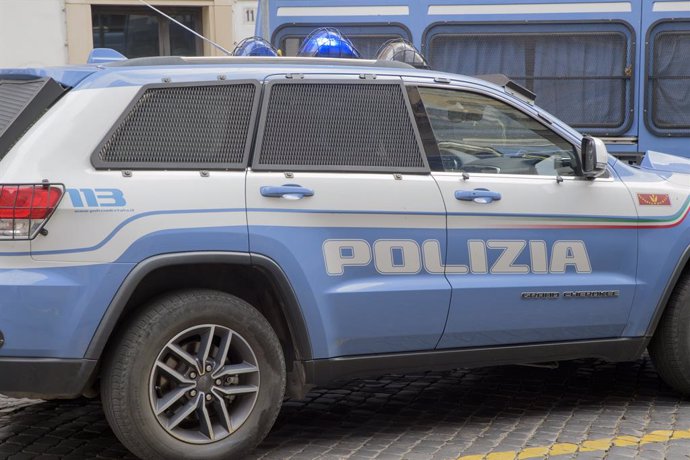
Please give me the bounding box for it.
[101,289,285,460]
[649,274,690,395]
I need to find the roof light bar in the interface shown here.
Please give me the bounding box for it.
[233,37,279,57]
[298,28,361,59]
[376,39,429,69]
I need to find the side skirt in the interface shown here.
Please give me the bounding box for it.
[0,358,96,399]
[301,338,648,386]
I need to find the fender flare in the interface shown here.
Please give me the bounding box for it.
[84,251,312,361]
[646,244,690,338]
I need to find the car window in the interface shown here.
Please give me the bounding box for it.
[253,81,428,173]
[92,81,260,170]
[417,87,578,176]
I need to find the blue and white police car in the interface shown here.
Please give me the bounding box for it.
[2,34,690,459]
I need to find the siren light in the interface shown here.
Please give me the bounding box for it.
[298,28,361,59]
[233,37,279,56]
[376,39,429,69]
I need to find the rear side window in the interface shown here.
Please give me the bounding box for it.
[0,78,65,159]
[425,22,633,136]
[648,22,690,135]
[253,80,428,173]
[92,81,260,170]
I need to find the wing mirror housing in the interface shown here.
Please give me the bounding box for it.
[581,136,608,178]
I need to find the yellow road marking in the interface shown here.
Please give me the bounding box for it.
[547,443,577,456]
[458,428,690,459]
[517,447,550,459]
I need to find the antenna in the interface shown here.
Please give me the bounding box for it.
[137,0,232,56]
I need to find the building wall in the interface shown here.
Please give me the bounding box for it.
[0,0,68,67]
[0,0,257,67]
[233,0,258,42]
[66,0,258,63]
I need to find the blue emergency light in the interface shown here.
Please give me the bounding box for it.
[376,39,429,69]
[298,28,361,59]
[233,37,279,56]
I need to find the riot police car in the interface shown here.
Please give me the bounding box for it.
[2,32,690,459]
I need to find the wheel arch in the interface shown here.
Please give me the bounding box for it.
[84,252,312,391]
[646,244,690,338]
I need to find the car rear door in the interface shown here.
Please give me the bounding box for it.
[245,75,450,359]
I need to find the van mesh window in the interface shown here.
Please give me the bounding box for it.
[96,83,256,168]
[255,82,426,172]
[650,30,690,130]
[428,28,631,134]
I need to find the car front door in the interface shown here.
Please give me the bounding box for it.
[407,84,638,349]
[245,76,451,359]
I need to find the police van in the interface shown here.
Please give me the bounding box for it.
[259,0,690,162]
[3,34,690,459]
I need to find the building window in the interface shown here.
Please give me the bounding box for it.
[92,6,203,58]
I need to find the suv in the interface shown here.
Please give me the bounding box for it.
[1,55,690,459]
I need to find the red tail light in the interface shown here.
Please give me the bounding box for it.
[0,184,64,239]
[0,185,62,219]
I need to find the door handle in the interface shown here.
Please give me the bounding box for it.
[260,184,314,200]
[455,188,502,204]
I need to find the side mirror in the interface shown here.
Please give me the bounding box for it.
[581,136,608,178]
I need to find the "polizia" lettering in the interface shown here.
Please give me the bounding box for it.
[323,239,591,276]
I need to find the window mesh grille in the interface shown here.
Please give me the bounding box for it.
[0,80,47,135]
[428,31,631,133]
[0,78,64,159]
[97,83,256,166]
[651,30,690,130]
[256,83,426,171]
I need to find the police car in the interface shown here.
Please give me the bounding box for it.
[2,32,690,459]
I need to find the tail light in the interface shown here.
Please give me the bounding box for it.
[0,184,64,240]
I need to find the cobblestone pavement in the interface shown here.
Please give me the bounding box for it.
[2,356,690,459]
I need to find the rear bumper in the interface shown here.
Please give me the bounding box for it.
[0,358,96,399]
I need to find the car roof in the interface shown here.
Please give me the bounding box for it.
[0,65,98,88]
[0,57,416,88]
[69,56,506,92]
[103,56,415,69]
[0,56,518,106]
